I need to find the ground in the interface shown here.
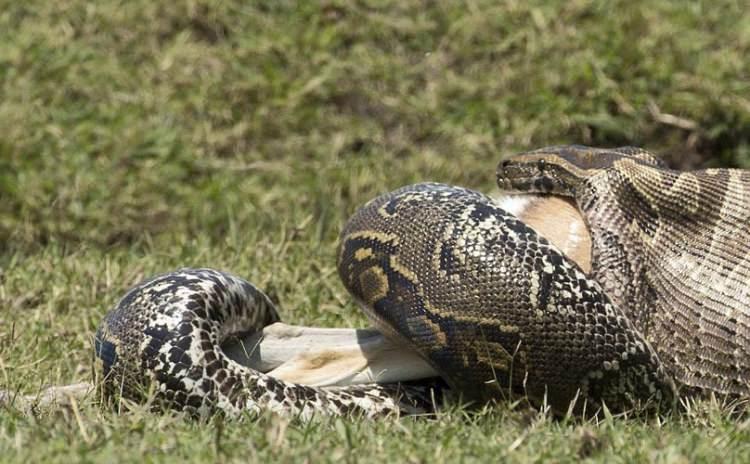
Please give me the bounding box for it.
[2,0,750,461]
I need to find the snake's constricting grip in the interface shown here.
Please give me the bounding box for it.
[96,179,677,417]
[498,145,750,399]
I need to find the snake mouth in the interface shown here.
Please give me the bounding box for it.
[496,162,540,193]
[221,322,439,387]
[496,174,543,194]
[497,169,558,194]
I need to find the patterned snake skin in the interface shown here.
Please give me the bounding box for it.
[337,183,673,414]
[497,145,750,401]
[95,269,438,418]
[99,145,735,418]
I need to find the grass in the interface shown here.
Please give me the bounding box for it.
[3,401,750,463]
[1,0,750,461]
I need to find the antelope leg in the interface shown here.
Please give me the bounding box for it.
[221,322,438,386]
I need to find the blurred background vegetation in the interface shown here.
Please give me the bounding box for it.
[1,0,749,252]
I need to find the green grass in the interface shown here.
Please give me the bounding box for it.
[2,0,750,461]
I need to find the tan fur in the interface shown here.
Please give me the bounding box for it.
[514,196,592,273]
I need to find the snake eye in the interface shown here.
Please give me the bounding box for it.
[537,159,546,171]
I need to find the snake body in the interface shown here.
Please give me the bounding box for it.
[498,145,750,399]
[95,269,436,418]
[97,145,747,417]
[337,183,671,413]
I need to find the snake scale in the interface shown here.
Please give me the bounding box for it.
[95,145,749,418]
[498,145,750,400]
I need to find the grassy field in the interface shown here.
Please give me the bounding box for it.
[2,0,750,461]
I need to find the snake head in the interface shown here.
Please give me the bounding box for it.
[496,145,653,196]
[496,149,585,196]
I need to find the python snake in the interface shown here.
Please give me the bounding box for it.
[498,145,750,400]
[97,145,749,418]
